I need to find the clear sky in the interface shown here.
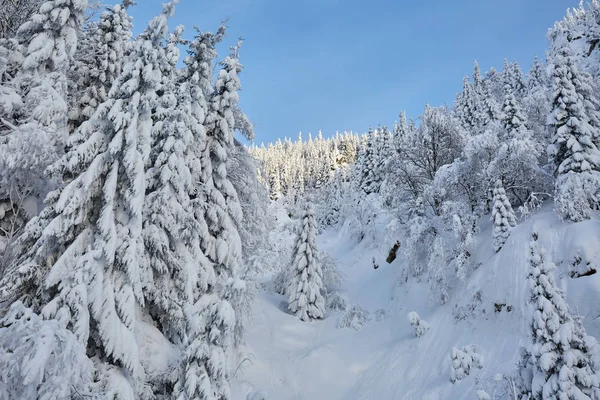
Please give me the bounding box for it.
[126,0,580,145]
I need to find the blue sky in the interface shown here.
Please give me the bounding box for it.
[127,0,580,145]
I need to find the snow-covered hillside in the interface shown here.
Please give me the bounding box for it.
[5,1,600,399]
[234,206,600,399]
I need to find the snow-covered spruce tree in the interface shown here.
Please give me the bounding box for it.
[205,39,246,334]
[548,34,600,222]
[0,301,94,399]
[14,0,87,140]
[509,61,527,99]
[525,232,600,399]
[0,3,179,397]
[357,127,382,194]
[0,0,88,266]
[484,66,504,104]
[286,202,326,322]
[69,0,134,129]
[491,180,516,253]
[501,59,526,100]
[142,23,208,347]
[182,21,225,170]
[313,131,335,188]
[472,60,483,92]
[523,56,551,155]
[450,345,484,383]
[408,311,430,338]
[338,131,360,165]
[315,166,349,229]
[479,76,501,127]
[371,124,393,199]
[153,80,226,395]
[455,75,483,133]
[290,133,306,199]
[173,40,247,400]
[501,91,527,141]
[393,110,409,139]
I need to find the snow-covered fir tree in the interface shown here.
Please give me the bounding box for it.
[393,110,409,138]
[472,60,483,92]
[450,345,484,383]
[455,75,483,132]
[142,23,205,343]
[408,311,430,338]
[286,202,326,322]
[548,31,600,222]
[1,2,183,396]
[13,0,87,139]
[491,180,516,252]
[501,92,527,141]
[0,301,94,399]
[0,0,88,266]
[523,55,551,153]
[172,38,250,400]
[523,232,600,399]
[69,0,134,129]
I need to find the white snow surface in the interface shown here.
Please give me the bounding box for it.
[232,206,600,399]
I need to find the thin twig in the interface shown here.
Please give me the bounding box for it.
[0,117,17,131]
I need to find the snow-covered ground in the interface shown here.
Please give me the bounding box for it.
[233,206,600,400]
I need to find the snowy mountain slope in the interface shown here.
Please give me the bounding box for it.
[233,206,600,399]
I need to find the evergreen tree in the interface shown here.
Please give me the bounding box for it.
[408,311,430,338]
[501,92,527,141]
[502,59,526,99]
[472,60,483,91]
[69,0,134,129]
[480,80,501,126]
[174,40,247,400]
[142,24,209,345]
[524,56,551,154]
[548,36,600,222]
[525,232,600,399]
[0,301,94,399]
[0,2,176,395]
[484,66,504,103]
[182,20,226,187]
[450,345,483,383]
[509,61,527,99]
[527,56,546,92]
[455,75,482,132]
[286,202,325,322]
[358,127,381,194]
[491,180,516,253]
[14,0,88,139]
[0,0,88,255]
[374,124,393,180]
[394,110,409,138]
